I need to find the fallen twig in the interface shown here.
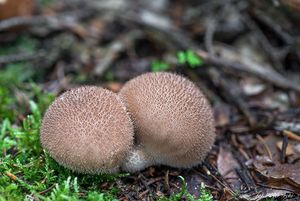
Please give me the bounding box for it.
[280,135,288,163]
[283,130,300,143]
[5,171,17,181]
[257,135,273,161]
[0,51,46,65]
[93,30,143,76]
[39,183,57,195]
[105,6,300,93]
[0,9,91,31]
[197,48,300,93]
[208,68,256,126]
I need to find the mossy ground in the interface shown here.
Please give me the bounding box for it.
[0,35,125,200]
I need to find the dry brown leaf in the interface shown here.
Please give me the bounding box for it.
[256,134,300,163]
[213,104,231,127]
[217,145,241,191]
[0,0,34,20]
[276,141,295,156]
[253,156,300,188]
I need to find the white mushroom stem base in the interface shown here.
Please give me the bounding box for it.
[121,145,211,172]
[121,146,155,172]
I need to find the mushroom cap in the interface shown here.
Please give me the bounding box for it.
[119,72,215,168]
[41,86,134,174]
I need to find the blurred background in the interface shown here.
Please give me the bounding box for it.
[0,0,300,200]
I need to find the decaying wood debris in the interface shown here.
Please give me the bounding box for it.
[0,0,299,200]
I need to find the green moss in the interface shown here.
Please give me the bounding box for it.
[37,0,56,7]
[0,66,122,200]
[158,176,213,201]
[177,50,204,68]
[151,60,170,72]
[0,35,37,56]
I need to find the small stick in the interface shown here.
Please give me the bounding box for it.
[5,171,17,181]
[283,130,300,142]
[204,18,216,54]
[197,49,300,93]
[0,51,46,65]
[208,68,256,127]
[39,183,56,195]
[256,135,272,161]
[164,170,170,193]
[0,10,90,31]
[256,183,295,193]
[203,165,235,195]
[280,135,288,164]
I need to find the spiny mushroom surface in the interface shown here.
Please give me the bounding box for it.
[41,86,134,174]
[119,72,215,172]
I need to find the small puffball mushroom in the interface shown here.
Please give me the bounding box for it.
[119,72,215,172]
[41,86,134,174]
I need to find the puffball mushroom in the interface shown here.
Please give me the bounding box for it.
[41,86,134,174]
[119,72,215,172]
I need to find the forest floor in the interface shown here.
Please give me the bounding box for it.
[0,0,300,200]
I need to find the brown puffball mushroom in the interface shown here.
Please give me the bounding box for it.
[119,72,215,172]
[41,86,134,174]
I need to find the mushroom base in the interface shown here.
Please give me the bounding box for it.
[121,144,213,172]
[121,146,155,172]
